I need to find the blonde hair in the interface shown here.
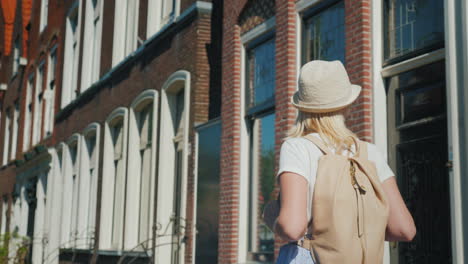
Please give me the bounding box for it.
[288,109,357,151]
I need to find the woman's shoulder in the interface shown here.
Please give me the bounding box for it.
[281,134,322,154]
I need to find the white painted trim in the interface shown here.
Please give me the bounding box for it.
[240,17,276,44]
[444,0,465,262]
[296,0,322,13]
[157,70,190,263]
[381,48,445,78]
[100,107,129,250]
[371,1,390,263]
[238,43,249,263]
[130,89,158,109]
[191,130,199,264]
[124,90,159,250]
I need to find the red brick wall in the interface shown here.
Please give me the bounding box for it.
[219,1,247,262]
[345,0,373,142]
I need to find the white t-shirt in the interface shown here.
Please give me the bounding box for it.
[276,133,394,221]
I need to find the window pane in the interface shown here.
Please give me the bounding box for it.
[246,38,276,109]
[384,0,444,61]
[249,113,275,261]
[195,122,221,263]
[304,1,345,64]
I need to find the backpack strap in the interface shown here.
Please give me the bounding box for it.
[303,134,331,155]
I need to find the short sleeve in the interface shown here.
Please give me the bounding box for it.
[367,144,395,182]
[276,139,312,183]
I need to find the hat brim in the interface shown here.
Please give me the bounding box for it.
[291,84,361,113]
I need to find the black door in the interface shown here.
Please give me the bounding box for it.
[387,61,452,264]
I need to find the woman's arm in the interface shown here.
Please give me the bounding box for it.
[382,176,416,241]
[275,172,309,241]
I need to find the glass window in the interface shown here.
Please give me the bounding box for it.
[12,38,20,75]
[384,0,444,62]
[24,75,34,151]
[10,101,19,160]
[40,0,49,31]
[34,63,45,144]
[2,108,11,165]
[44,47,57,137]
[195,121,221,264]
[303,1,345,64]
[246,38,276,110]
[137,103,153,246]
[245,36,276,262]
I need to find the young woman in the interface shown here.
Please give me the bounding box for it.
[264,60,416,263]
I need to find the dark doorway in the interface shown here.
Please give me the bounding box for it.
[386,60,452,264]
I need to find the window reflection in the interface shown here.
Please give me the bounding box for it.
[245,35,276,263]
[249,113,276,255]
[303,1,345,64]
[384,0,444,61]
[195,121,221,263]
[246,38,276,109]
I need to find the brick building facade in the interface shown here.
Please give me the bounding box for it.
[0,0,467,264]
[0,0,222,263]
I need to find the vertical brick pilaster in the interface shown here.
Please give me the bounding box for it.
[345,0,373,142]
[219,14,243,264]
[274,0,298,257]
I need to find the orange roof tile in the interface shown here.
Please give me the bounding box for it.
[1,0,17,55]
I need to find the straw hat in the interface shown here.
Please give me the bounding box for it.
[291,60,361,113]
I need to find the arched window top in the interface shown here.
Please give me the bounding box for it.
[131,89,158,111]
[83,122,100,137]
[66,133,81,145]
[106,107,128,125]
[161,70,190,94]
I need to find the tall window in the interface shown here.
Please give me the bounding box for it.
[12,37,20,75]
[69,141,79,245]
[84,129,98,247]
[33,63,45,144]
[245,36,276,262]
[82,0,103,91]
[44,47,57,137]
[384,0,444,62]
[40,0,49,32]
[24,75,34,151]
[2,108,11,165]
[100,111,128,250]
[112,0,139,66]
[1,197,7,234]
[62,4,81,107]
[147,0,176,37]
[303,1,345,64]
[10,101,19,160]
[137,103,153,245]
[111,119,125,248]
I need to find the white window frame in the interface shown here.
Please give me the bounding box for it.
[31,172,47,263]
[81,0,103,92]
[33,61,45,145]
[100,107,128,250]
[44,45,57,138]
[238,18,276,262]
[146,0,180,38]
[77,123,100,249]
[12,37,20,76]
[125,90,159,250]
[1,197,7,234]
[2,108,11,166]
[61,1,82,108]
[39,0,49,32]
[23,74,34,151]
[112,0,139,66]
[60,135,81,248]
[157,71,190,264]
[10,101,19,160]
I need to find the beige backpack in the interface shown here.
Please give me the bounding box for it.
[299,135,389,264]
